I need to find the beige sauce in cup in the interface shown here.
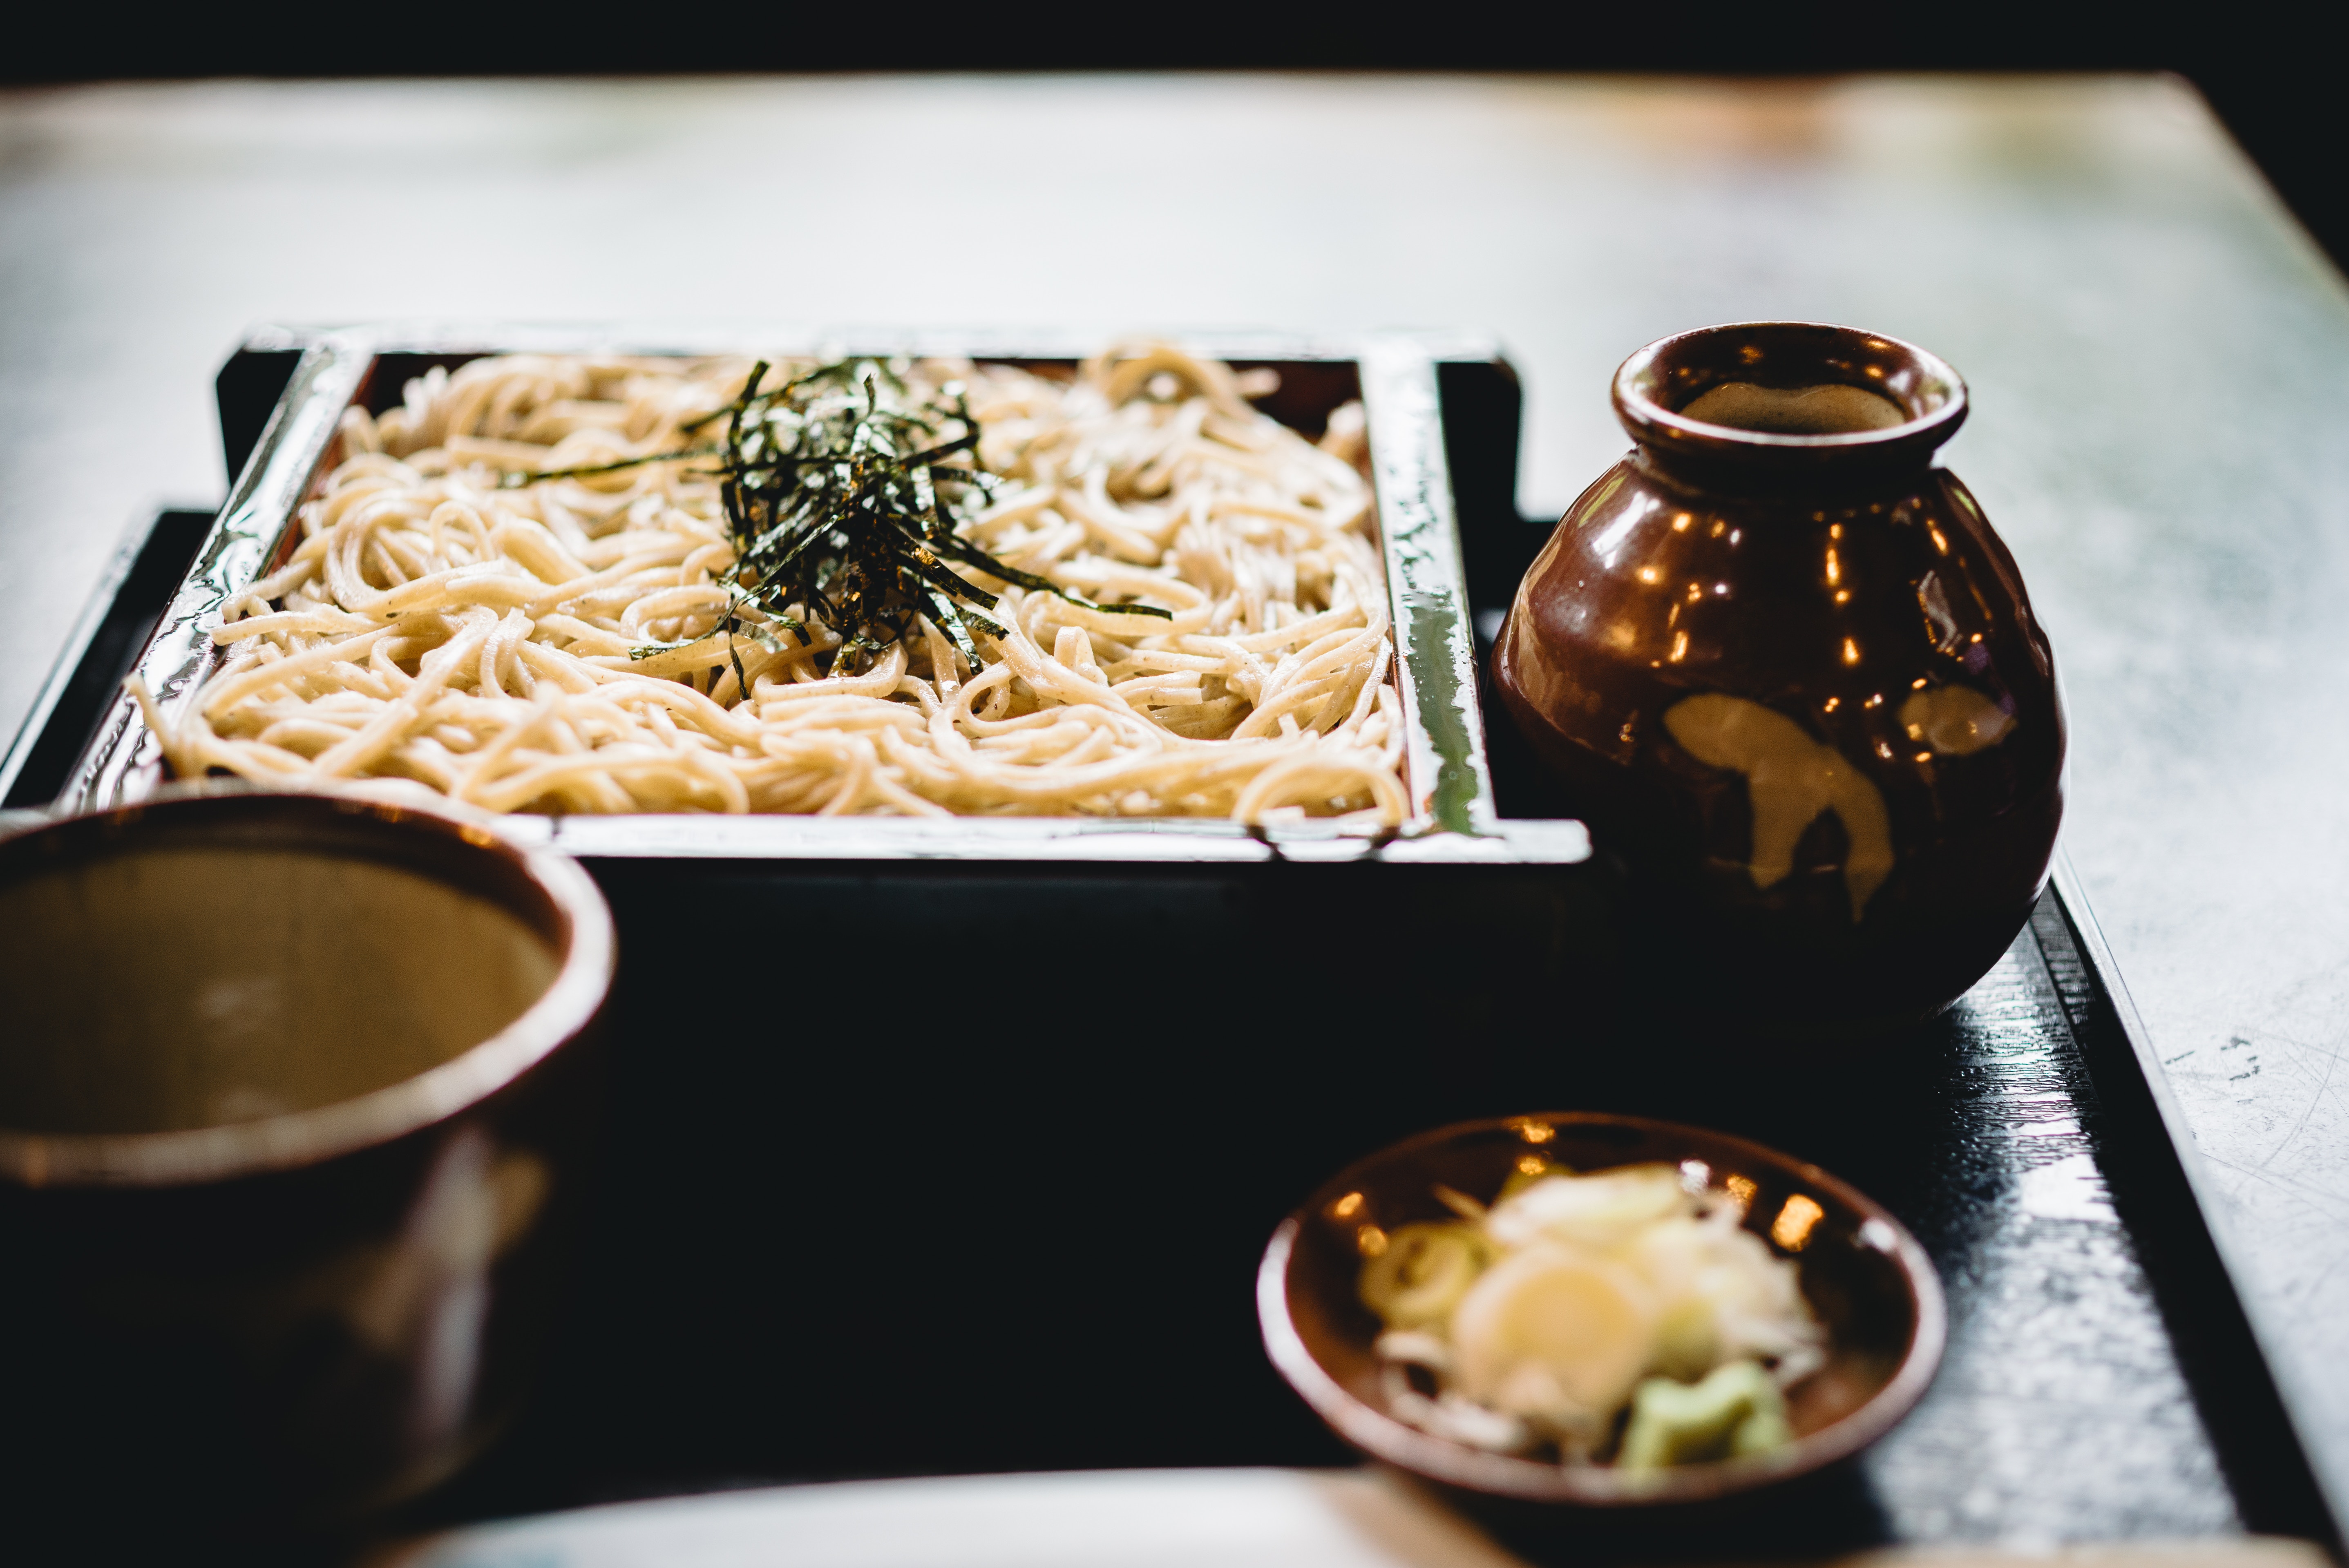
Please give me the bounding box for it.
[0,848,557,1134]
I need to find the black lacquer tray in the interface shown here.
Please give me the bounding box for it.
[0,344,2334,1561]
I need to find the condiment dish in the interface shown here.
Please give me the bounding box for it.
[1257,1111,1942,1508]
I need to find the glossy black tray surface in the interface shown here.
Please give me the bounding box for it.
[0,352,2331,1562]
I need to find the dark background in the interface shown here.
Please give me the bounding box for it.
[6,6,2344,279]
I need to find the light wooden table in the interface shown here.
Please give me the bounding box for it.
[7,73,2347,1553]
[377,1469,2333,1567]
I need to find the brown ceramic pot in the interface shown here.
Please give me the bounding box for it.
[1493,323,2063,1030]
[0,788,614,1546]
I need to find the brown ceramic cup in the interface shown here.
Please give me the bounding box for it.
[1493,323,2064,1032]
[1258,1112,1944,1512]
[0,788,613,1543]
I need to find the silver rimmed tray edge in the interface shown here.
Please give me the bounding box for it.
[60,326,1568,865]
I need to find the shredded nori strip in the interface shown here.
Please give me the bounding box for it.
[637,357,1169,680]
[498,447,721,488]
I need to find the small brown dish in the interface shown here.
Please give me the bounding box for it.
[1257,1112,1942,1508]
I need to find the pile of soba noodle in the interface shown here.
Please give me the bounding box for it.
[141,345,1408,824]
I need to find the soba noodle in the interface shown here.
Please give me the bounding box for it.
[140,345,1406,824]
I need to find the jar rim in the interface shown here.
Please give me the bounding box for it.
[1613,322,1968,475]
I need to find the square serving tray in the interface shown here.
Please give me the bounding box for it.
[52,325,1587,874]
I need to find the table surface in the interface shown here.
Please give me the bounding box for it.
[4,71,2347,1547]
[380,1471,2331,1568]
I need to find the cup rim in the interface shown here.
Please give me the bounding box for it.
[0,785,615,1188]
[1256,1110,1947,1507]
[1612,321,1968,470]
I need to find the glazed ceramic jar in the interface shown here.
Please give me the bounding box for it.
[1493,323,2063,1030]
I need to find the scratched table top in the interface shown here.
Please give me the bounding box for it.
[4,74,2347,1553]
